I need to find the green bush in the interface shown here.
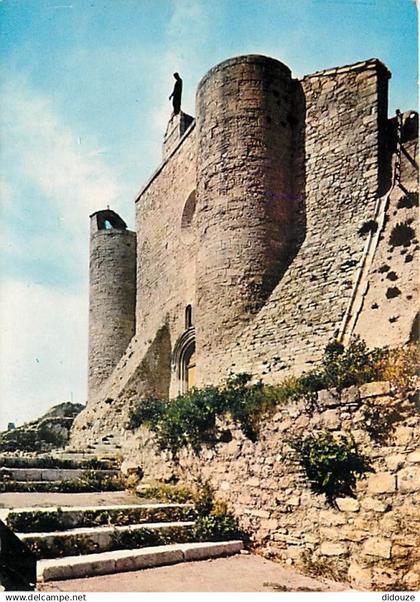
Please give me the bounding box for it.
[128,338,413,454]
[320,338,385,391]
[127,396,167,430]
[290,431,372,504]
[221,374,278,440]
[288,337,386,400]
[136,482,194,503]
[193,481,215,516]
[138,480,244,543]
[129,375,278,453]
[193,513,242,542]
[153,386,223,452]
[192,481,244,542]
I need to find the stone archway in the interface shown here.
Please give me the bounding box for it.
[172,327,196,395]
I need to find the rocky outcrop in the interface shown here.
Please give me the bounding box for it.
[0,403,84,453]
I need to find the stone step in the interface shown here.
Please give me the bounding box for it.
[38,540,244,581]
[0,454,119,470]
[86,444,122,454]
[0,468,119,482]
[5,503,195,532]
[18,521,195,558]
[62,447,120,458]
[0,480,126,493]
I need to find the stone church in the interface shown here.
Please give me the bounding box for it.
[71,54,418,444]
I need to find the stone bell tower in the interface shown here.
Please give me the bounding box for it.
[87,209,136,401]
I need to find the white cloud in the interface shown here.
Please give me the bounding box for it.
[2,77,122,214]
[0,75,131,428]
[0,279,88,430]
[0,75,131,276]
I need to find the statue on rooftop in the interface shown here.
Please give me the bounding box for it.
[169,72,182,116]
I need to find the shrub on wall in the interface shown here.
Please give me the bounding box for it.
[127,396,168,431]
[128,338,417,455]
[296,337,386,396]
[128,375,279,453]
[378,343,419,393]
[290,431,372,504]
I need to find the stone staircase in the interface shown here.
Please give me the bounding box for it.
[0,456,243,586]
[1,503,243,583]
[0,453,123,494]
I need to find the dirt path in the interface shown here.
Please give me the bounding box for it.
[38,554,350,592]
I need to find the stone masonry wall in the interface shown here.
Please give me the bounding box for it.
[202,60,393,385]
[135,125,196,329]
[134,121,197,398]
[129,381,420,591]
[353,134,418,348]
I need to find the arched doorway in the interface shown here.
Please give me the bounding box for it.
[172,327,196,395]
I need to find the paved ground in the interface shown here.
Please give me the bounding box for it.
[38,554,350,592]
[0,491,148,508]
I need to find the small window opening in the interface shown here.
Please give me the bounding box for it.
[185,305,193,329]
[104,220,113,230]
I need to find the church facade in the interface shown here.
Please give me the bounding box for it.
[71,54,418,445]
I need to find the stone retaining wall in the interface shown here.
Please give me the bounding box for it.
[129,381,419,590]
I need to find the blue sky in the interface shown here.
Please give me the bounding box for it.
[0,0,417,430]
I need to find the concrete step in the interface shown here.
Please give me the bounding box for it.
[5,503,195,532]
[18,521,195,558]
[38,540,244,581]
[0,468,119,482]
